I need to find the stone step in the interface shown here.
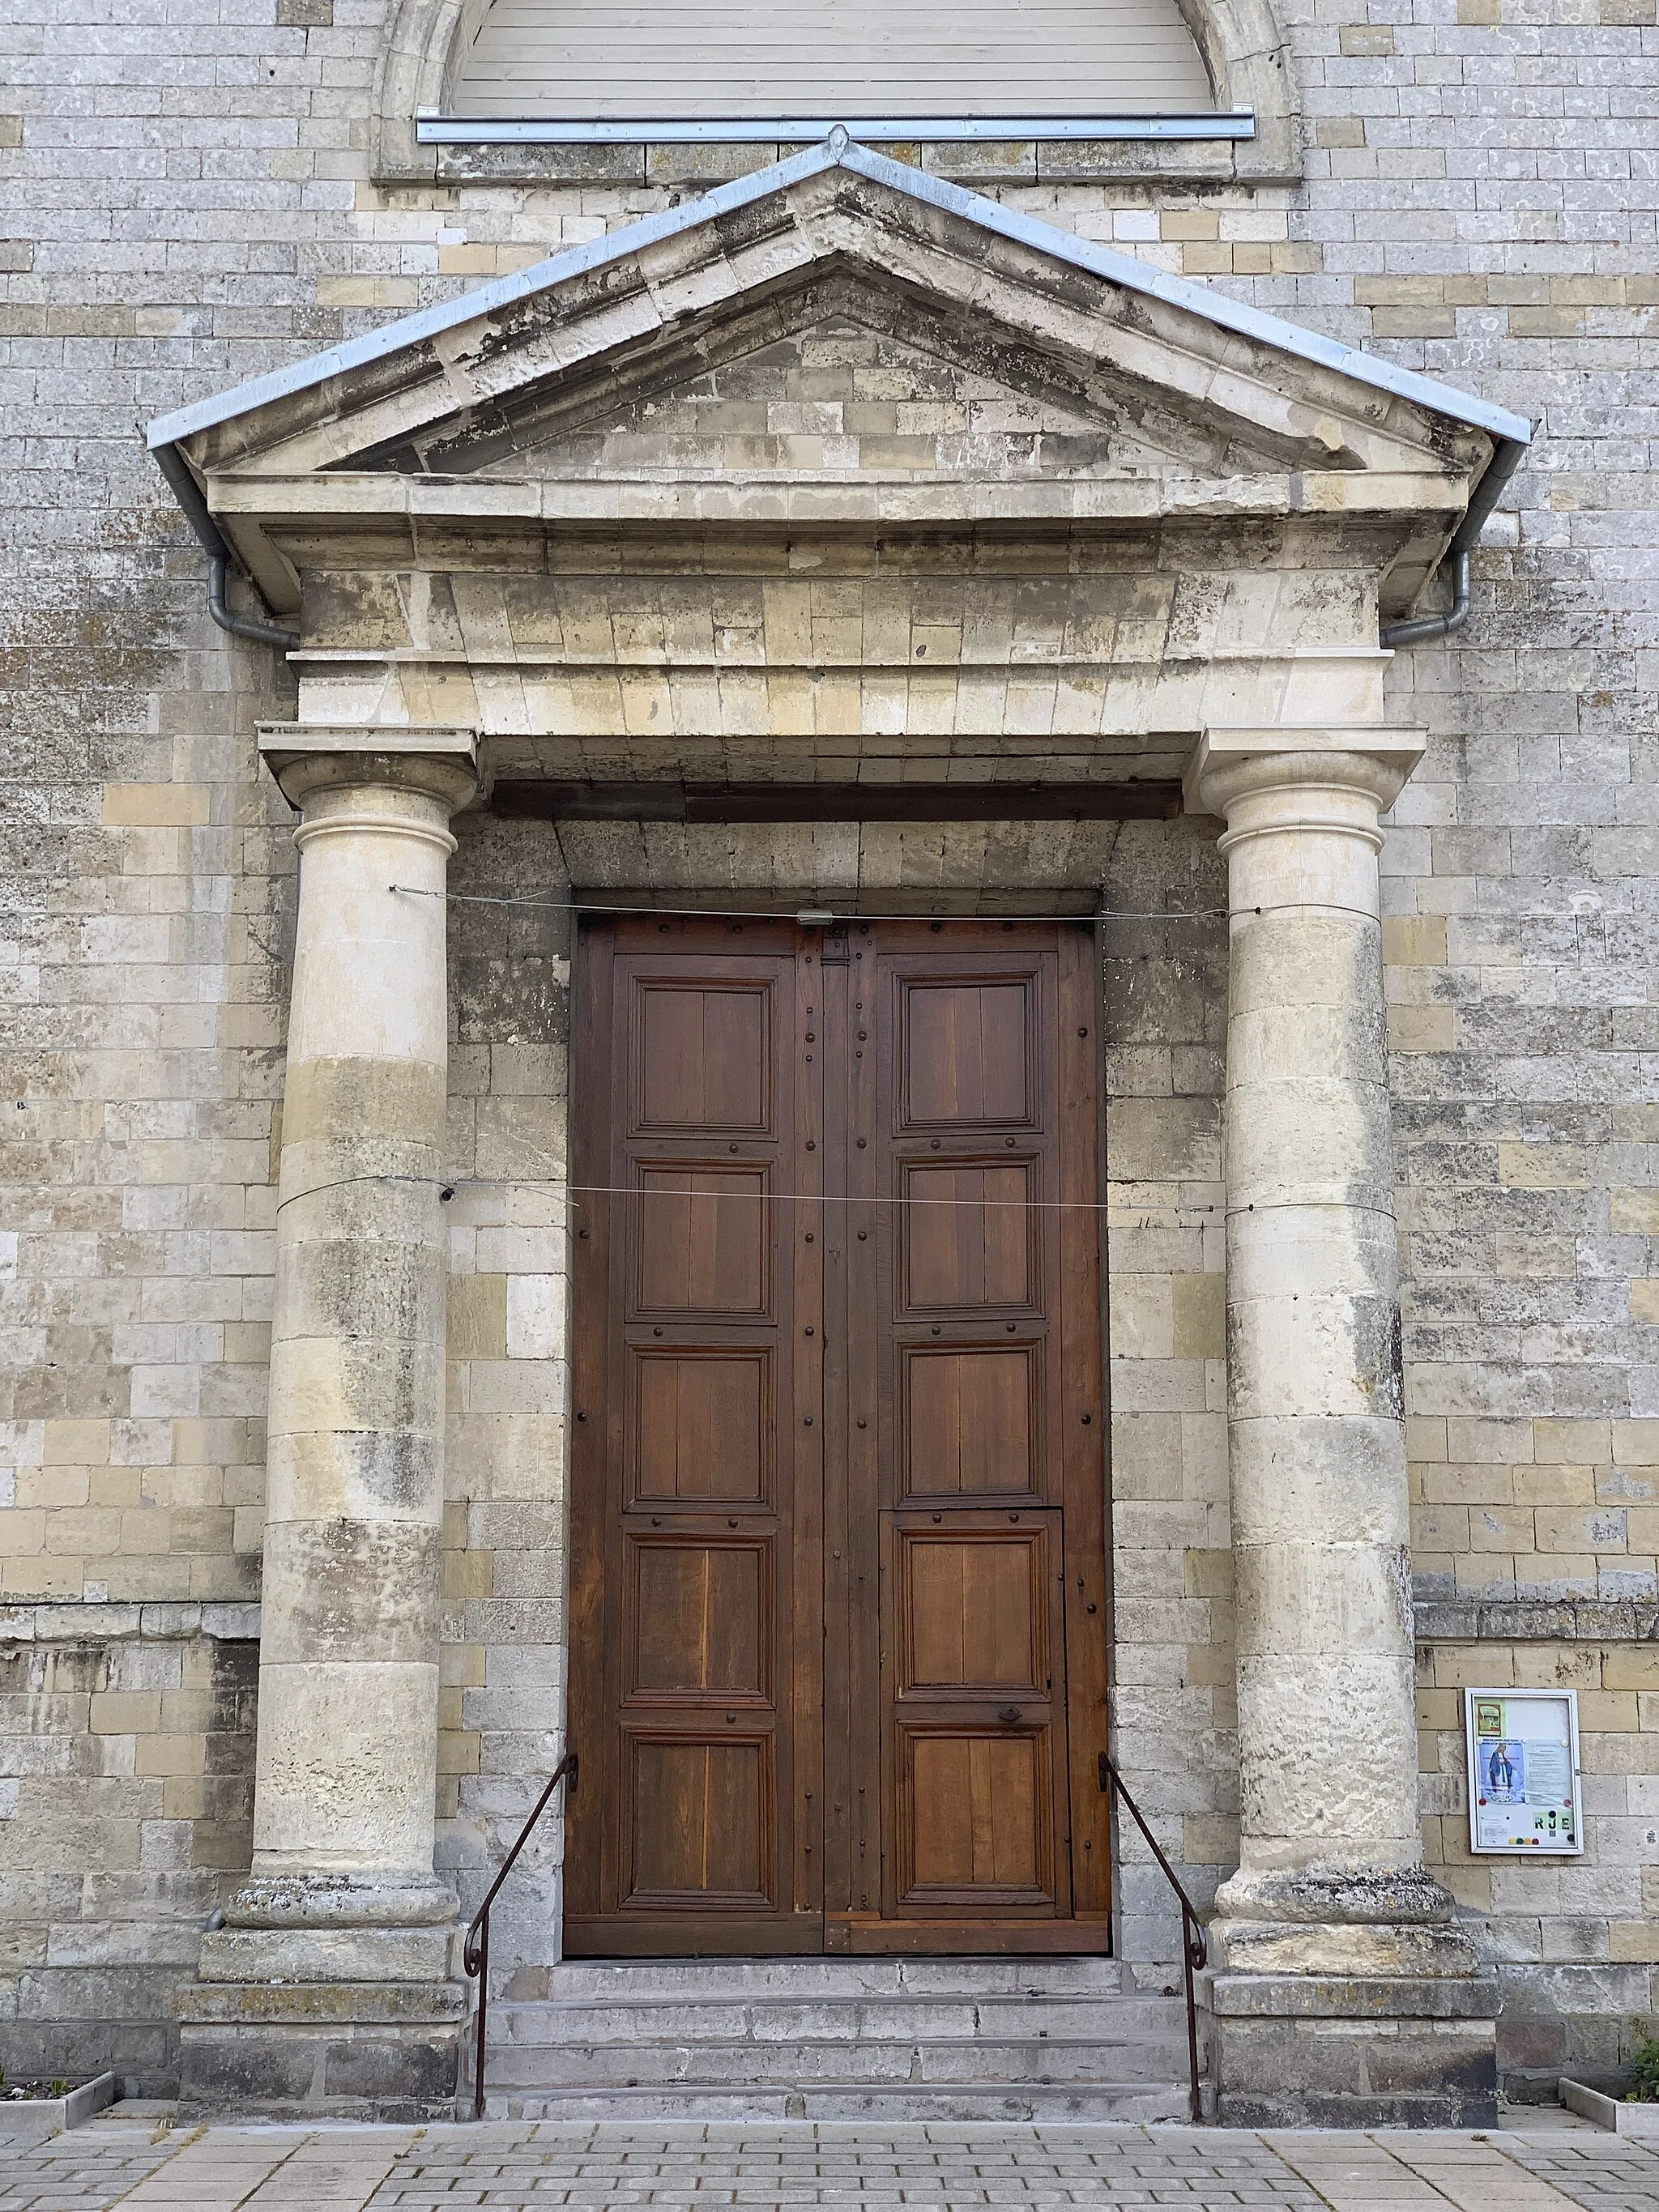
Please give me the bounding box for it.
[533,1956,1137,2000]
[486,2082,1192,2122]
[495,1996,1186,2046]
[485,2035,1187,2089]
[481,1958,1195,2123]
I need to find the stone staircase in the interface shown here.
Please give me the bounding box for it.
[482,1956,1195,2120]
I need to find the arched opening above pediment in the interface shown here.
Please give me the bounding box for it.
[450,0,1216,121]
[371,0,1299,185]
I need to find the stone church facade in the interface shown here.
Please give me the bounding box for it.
[2,0,1656,2131]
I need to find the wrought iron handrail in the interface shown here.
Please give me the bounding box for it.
[1098,1749,1208,2124]
[462,1747,578,2120]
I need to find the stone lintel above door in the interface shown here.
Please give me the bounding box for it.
[281,633,1399,789]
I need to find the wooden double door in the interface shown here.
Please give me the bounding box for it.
[566,916,1110,1955]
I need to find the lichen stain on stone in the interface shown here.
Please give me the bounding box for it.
[204,1637,259,1872]
[454,958,566,1047]
[1350,1294,1405,1420]
[1381,1541,1414,1637]
[271,1522,442,1658]
[1297,566,1371,627]
[304,569,419,651]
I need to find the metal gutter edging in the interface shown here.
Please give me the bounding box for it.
[837,141,1533,449]
[415,112,1256,144]
[144,138,848,454]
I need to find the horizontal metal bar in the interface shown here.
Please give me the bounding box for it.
[492,778,1183,824]
[417,112,1256,145]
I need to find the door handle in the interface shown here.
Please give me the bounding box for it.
[997,1706,1022,1725]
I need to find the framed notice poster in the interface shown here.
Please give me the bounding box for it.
[1465,1688,1582,1855]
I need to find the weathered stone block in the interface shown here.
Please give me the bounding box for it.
[176,1980,467,2122]
[1202,1972,1499,2127]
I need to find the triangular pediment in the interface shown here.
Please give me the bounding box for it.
[148,139,1527,617]
[381,271,1289,487]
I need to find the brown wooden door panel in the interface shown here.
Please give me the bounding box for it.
[902,1159,1038,1312]
[885,1507,1067,1920]
[568,916,1109,1958]
[623,1730,773,1906]
[900,1345,1043,1500]
[629,1349,773,1506]
[896,1521,1053,1698]
[625,1533,771,1700]
[900,1730,1052,1904]
[632,976,773,1134]
[633,1166,772,1317]
[898,976,1039,1129]
[864,936,1085,1948]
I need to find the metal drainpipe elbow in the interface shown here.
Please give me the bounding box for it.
[207,551,301,651]
[1380,548,1471,650]
[151,437,300,652]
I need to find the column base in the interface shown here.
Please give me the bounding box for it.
[179,1872,468,2119]
[1200,1971,1500,2129]
[199,1871,462,1983]
[1210,1864,1479,1976]
[1213,1919,1481,1977]
[199,1921,458,1983]
[176,1980,469,2123]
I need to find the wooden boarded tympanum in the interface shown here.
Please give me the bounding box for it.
[566,919,1109,1956]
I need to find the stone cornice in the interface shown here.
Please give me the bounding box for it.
[147,145,1521,639]
[208,472,1476,529]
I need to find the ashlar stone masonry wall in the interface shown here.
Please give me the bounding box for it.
[2,0,1657,2096]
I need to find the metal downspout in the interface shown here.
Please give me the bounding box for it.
[206,549,300,650]
[1380,433,1525,650]
[151,438,300,653]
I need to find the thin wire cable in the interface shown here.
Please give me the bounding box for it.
[1230,901,1380,924]
[275,1170,1225,1216]
[388,884,1467,928]
[387,884,1226,923]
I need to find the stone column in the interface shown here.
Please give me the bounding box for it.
[1188,727,1494,2127]
[181,727,478,2122]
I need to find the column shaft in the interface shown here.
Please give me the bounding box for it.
[210,736,476,1982]
[1192,728,1473,1979]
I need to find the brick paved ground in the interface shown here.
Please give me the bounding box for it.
[0,2113,1653,2212]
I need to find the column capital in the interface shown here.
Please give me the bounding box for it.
[257,722,479,820]
[1185,724,1427,837]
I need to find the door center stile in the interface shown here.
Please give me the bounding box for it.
[792,930,829,1934]
[818,925,858,1948]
